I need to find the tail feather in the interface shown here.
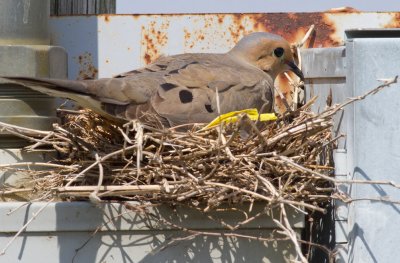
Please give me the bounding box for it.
[1,77,91,95]
[0,77,121,121]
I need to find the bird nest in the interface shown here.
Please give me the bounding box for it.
[1,77,397,261]
[1,96,334,214]
[3,75,397,212]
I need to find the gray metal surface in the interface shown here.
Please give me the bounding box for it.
[0,2,67,147]
[0,202,304,262]
[302,34,400,263]
[301,47,347,148]
[0,45,67,78]
[0,202,304,232]
[0,149,56,196]
[0,230,294,263]
[301,47,347,262]
[345,33,400,263]
[0,45,67,147]
[0,0,49,45]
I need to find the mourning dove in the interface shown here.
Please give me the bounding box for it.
[1,32,303,127]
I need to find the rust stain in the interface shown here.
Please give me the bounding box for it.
[217,15,224,24]
[386,13,400,28]
[141,20,169,64]
[144,53,151,64]
[78,12,400,112]
[130,14,140,21]
[228,14,250,44]
[184,29,191,40]
[185,12,341,113]
[248,13,339,48]
[325,7,360,13]
[76,52,98,80]
[274,74,292,113]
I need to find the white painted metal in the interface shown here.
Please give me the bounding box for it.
[0,202,304,262]
[345,31,400,263]
[48,13,399,80]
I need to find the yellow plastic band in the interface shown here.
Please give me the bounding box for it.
[202,109,277,130]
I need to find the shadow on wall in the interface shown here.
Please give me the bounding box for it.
[52,202,301,263]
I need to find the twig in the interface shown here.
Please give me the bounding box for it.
[57,185,178,197]
[0,120,50,137]
[297,24,315,48]
[274,204,308,263]
[0,188,33,196]
[0,162,79,170]
[0,198,54,256]
[89,154,104,204]
[64,145,137,187]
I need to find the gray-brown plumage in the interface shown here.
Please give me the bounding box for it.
[0,32,303,127]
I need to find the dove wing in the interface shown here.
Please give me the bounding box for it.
[0,53,274,126]
[146,53,274,126]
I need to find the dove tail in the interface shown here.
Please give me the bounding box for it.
[1,77,91,97]
[0,76,98,108]
[0,76,115,119]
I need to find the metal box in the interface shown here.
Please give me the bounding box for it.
[345,29,400,263]
[301,29,400,263]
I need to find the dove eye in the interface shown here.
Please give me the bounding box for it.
[274,47,284,58]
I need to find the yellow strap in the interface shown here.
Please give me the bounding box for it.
[202,109,277,130]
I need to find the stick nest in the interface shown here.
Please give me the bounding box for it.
[14,97,335,214]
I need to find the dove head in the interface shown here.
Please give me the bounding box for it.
[229,32,304,81]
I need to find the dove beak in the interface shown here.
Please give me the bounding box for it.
[286,61,304,81]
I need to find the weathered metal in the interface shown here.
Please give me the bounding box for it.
[301,47,347,262]
[0,0,49,45]
[0,0,67,147]
[49,11,400,111]
[344,29,400,263]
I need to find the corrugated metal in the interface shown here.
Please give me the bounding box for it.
[49,12,400,112]
[50,0,116,15]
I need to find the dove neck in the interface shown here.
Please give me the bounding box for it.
[228,48,258,63]
[227,51,277,80]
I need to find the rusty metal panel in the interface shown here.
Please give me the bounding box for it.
[48,12,400,111]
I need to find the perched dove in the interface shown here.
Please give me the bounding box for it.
[1,32,303,127]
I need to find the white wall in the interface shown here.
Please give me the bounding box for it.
[116,0,400,14]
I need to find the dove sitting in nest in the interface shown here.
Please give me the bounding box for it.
[0,32,303,128]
